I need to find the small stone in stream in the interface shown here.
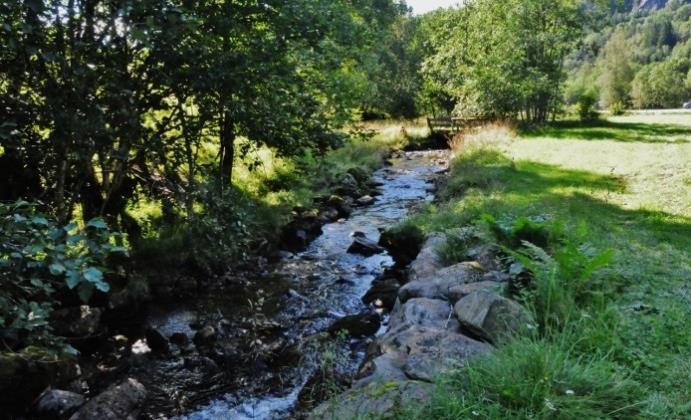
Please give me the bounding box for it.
[328,313,381,338]
[34,389,85,419]
[169,333,189,347]
[362,278,400,311]
[145,328,169,353]
[189,320,203,330]
[193,325,217,348]
[68,378,146,420]
[347,237,384,257]
[319,207,339,222]
[356,195,375,206]
[351,231,366,238]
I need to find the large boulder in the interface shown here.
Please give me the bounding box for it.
[34,389,86,419]
[454,290,533,344]
[448,281,503,304]
[68,378,146,420]
[310,381,432,420]
[376,324,491,382]
[408,234,446,281]
[0,348,79,413]
[388,298,458,331]
[398,262,484,302]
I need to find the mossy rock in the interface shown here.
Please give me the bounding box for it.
[0,347,79,414]
[378,223,425,267]
[309,381,432,419]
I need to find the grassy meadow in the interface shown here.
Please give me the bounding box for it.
[399,113,691,418]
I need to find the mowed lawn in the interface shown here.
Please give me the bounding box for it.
[407,113,690,417]
[510,115,690,414]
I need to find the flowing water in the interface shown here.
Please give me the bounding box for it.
[137,150,448,419]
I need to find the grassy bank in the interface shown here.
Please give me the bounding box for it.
[399,116,690,418]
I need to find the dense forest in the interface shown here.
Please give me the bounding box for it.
[1,0,689,418]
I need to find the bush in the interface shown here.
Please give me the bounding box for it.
[609,101,627,116]
[0,201,125,350]
[576,92,599,121]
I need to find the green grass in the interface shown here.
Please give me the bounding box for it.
[400,116,691,418]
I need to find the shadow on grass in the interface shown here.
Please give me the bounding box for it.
[442,150,690,246]
[521,120,691,144]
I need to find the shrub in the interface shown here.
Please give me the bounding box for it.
[0,201,125,350]
[576,92,599,121]
[609,101,627,116]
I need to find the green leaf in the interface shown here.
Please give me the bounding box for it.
[49,262,66,275]
[94,281,110,293]
[86,218,108,229]
[83,267,103,284]
[66,271,80,289]
[31,216,49,226]
[78,284,93,303]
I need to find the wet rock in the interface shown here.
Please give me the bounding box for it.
[68,378,146,420]
[398,261,484,302]
[34,389,86,419]
[356,195,375,206]
[310,381,432,420]
[335,173,361,197]
[319,207,339,222]
[327,195,352,218]
[51,306,102,338]
[347,167,370,183]
[408,234,447,282]
[363,278,400,311]
[193,325,217,348]
[347,237,384,257]
[145,328,169,354]
[454,290,533,344]
[184,356,219,372]
[169,333,189,347]
[378,225,425,268]
[328,313,381,338]
[280,213,323,252]
[448,281,503,303]
[389,298,459,331]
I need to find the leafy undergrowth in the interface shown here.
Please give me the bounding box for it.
[129,123,422,274]
[398,118,691,418]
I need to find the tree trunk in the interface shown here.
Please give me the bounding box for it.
[219,111,235,190]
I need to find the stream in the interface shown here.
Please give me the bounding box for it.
[134,150,448,419]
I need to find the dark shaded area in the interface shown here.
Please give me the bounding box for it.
[521,120,691,144]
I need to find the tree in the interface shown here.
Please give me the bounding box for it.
[597,29,635,108]
[418,0,587,123]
